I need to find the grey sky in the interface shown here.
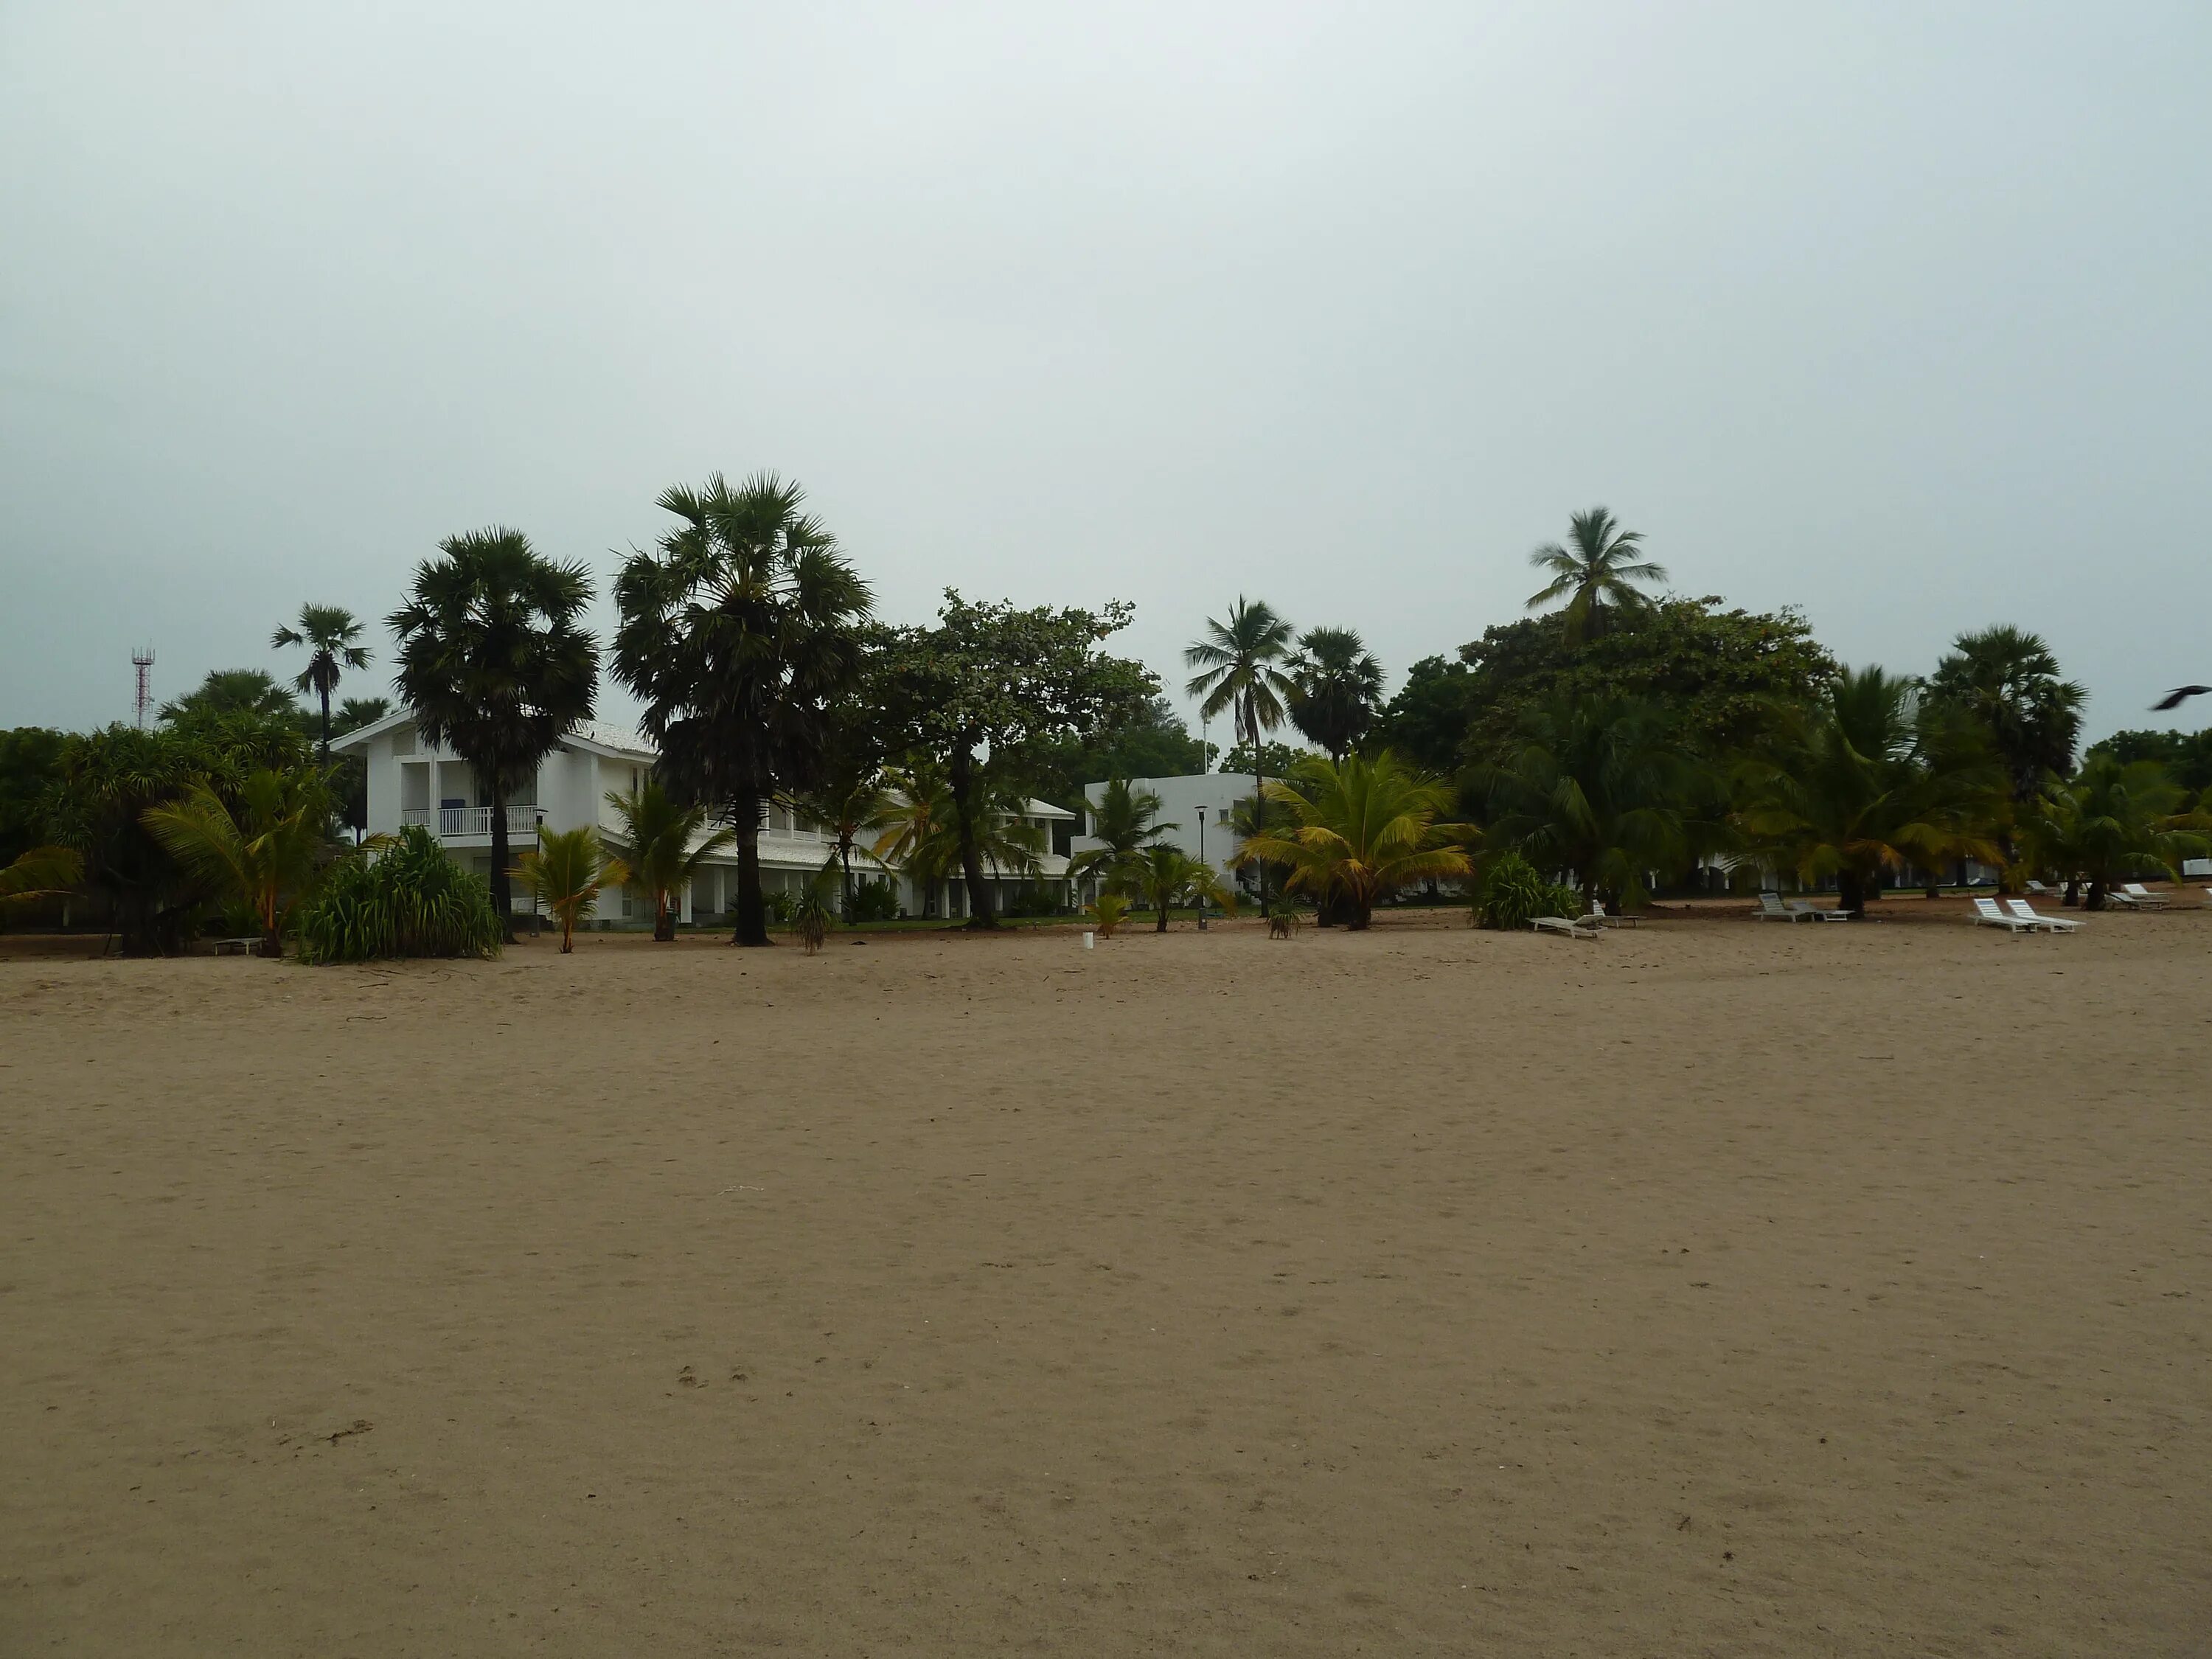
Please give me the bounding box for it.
[4,2,2207,744]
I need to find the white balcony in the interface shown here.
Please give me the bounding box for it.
[401,804,541,838]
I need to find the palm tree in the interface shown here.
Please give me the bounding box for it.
[141,769,332,956]
[613,473,872,947]
[0,845,81,913]
[1235,752,1474,929]
[2019,757,2203,909]
[1526,507,1668,644]
[1733,667,2004,914]
[1127,844,1239,931]
[1067,776,1172,895]
[1480,696,1711,913]
[1928,626,2086,886]
[1286,627,1384,764]
[510,825,629,952]
[603,779,737,942]
[870,762,1042,919]
[390,529,599,937]
[795,751,898,921]
[272,605,372,760]
[160,669,302,725]
[1185,598,1298,909]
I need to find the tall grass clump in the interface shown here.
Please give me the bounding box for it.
[1474,850,1581,931]
[293,825,504,963]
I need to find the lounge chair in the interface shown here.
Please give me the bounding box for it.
[1972,897,2040,933]
[1531,915,1601,939]
[2006,898,2081,933]
[1752,891,1806,922]
[1784,898,1851,922]
[2025,880,2053,897]
[2121,883,2168,910]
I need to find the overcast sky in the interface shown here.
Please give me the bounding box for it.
[4,2,2207,745]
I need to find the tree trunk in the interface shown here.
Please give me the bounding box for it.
[318,687,332,764]
[2084,877,2107,911]
[654,891,675,942]
[1837,868,1867,915]
[731,796,770,945]
[948,744,998,931]
[839,842,855,921]
[2063,877,2080,907]
[488,779,515,939]
[1248,698,1268,915]
[1155,893,1169,932]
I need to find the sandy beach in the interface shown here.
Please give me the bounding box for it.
[4,904,2208,1655]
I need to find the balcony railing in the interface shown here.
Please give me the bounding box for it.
[401,804,542,838]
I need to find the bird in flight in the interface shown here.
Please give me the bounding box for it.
[2151,686,2211,712]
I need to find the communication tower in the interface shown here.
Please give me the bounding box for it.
[132,647,156,728]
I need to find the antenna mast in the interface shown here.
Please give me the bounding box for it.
[132,647,156,728]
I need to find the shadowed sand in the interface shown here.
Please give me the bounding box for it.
[4,908,2208,1655]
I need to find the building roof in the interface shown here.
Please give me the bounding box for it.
[332,711,654,759]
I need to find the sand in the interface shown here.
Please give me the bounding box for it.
[4,902,2208,1655]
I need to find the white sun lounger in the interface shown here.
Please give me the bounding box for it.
[1785,898,1850,922]
[2006,898,2081,933]
[2025,879,2054,897]
[1972,897,2039,933]
[1753,892,1806,922]
[2121,883,2168,910]
[1531,915,1601,939]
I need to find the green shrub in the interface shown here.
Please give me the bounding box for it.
[844,878,900,923]
[1475,851,1581,931]
[293,825,504,963]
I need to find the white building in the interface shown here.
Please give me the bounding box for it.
[1071,773,1259,892]
[333,712,1077,925]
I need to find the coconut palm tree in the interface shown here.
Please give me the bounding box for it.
[603,778,737,942]
[1127,844,1238,931]
[2019,756,2203,909]
[0,844,81,912]
[160,669,303,726]
[1733,667,2005,914]
[1067,776,1173,895]
[272,605,373,760]
[1285,627,1384,764]
[1234,751,1473,929]
[795,745,899,921]
[1185,597,1298,908]
[390,529,599,937]
[141,768,333,956]
[613,473,872,947]
[510,824,630,952]
[870,762,1042,920]
[1525,507,1668,644]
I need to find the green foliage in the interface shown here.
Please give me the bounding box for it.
[1218,740,1312,779]
[0,845,83,917]
[604,778,736,941]
[790,868,838,953]
[142,768,334,954]
[1234,751,1473,928]
[877,591,1152,928]
[1927,625,2086,804]
[161,668,307,728]
[869,760,1043,911]
[272,604,373,757]
[1475,850,1581,931]
[1525,507,1668,644]
[0,726,67,868]
[844,877,900,923]
[1479,696,1713,911]
[1127,844,1237,931]
[511,824,628,952]
[1186,599,1298,911]
[294,825,504,964]
[2020,756,2205,908]
[1285,627,1384,763]
[1371,656,1480,778]
[2088,727,2212,796]
[1085,891,1130,937]
[391,526,599,925]
[613,472,872,946]
[1068,776,1172,893]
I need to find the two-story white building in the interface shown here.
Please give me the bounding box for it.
[1070,773,1259,895]
[333,712,1077,925]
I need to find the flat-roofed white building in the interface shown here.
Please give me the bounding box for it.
[1071,773,1259,894]
[333,712,1075,924]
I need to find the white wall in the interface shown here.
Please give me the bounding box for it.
[1073,773,1259,875]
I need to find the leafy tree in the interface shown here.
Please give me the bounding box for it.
[1235,751,1474,929]
[1017,696,1208,809]
[142,768,333,956]
[1219,739,1312,779]
[880,593,1153,929]
[324,697,392,841]
[1525,507,1668,644]
[1733,667,2004,914]
[333,698,392,737]
[1068,777,1172,893]
[294,825,501,963]
[2087,727,2212,796]
[392,527,599,936]
[1479,696,1713,913]
[271,605,372,760]
[161,668,305,726]
[1285,627,1385,763]
[1371,656,1480,777]
[793,695,901,917]
[511,825,629,952]
[613,473,871,947]
[2019,757,2203,909]
[1928,625,2087,807]
[868,759,1044,920]
[1126,844,1238,931]
[603,779,737,941]
[1472,850,1581,931]
[0,727,66,869]
[1186,597,1298,908]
